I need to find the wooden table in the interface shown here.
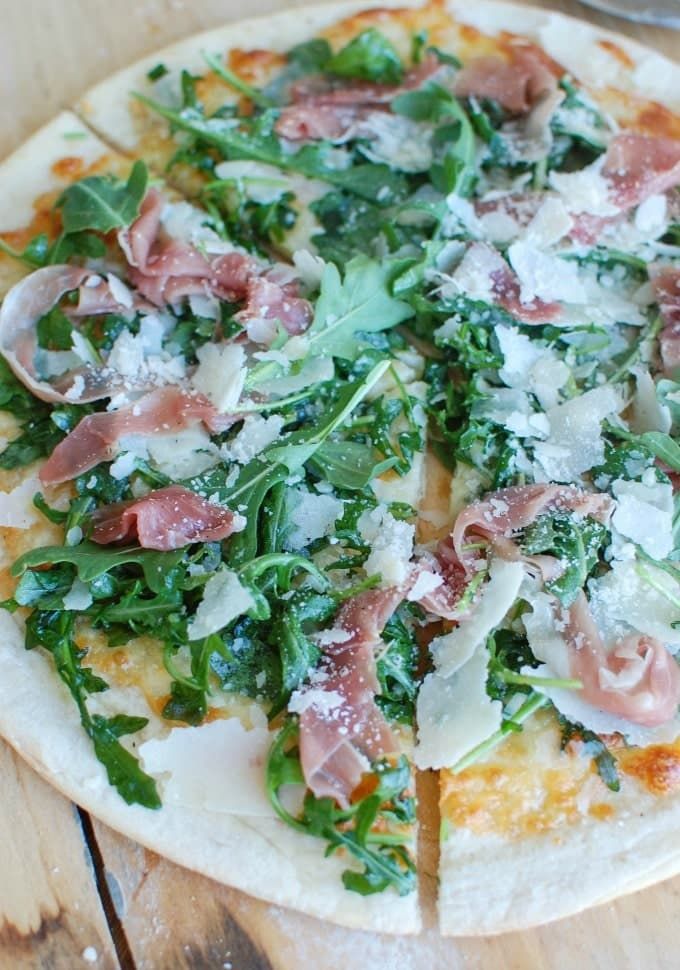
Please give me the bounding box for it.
[0,1,679,967]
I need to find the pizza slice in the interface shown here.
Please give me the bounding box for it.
[0,140,442,931]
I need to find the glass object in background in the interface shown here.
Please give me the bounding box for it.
[580,0,680,26]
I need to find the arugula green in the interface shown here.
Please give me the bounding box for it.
[305,257,413,360]
[56,160,149,235]
[327,28,403,85]
[522,513,609,607]
[558,714,620,792]
[25,610,159,808]
[134,96,407,205]
[267,720,416,896]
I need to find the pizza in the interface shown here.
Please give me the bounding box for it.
[1,0,680,937]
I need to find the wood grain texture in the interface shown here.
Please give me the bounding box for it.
[1,0,680,967]
[0,744,118,970]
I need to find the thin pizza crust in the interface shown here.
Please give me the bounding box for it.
[0,111,129,299]
[0,0,679,937]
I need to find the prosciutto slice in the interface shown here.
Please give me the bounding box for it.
[297,587,403,806]
[275,54,439,142]
[650,265,680,376]
[565,592,680,727]
[90,484,242,551]
[602,133,680,210]
[453,44,558,115]
[446,243,560,324]
[40,386,232,486]
[0,265,148,404]
[119,189,312,334]
[452,484,613,574]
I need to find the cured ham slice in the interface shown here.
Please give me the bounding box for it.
[452,484,613,574]
[90,484,242,551]
[453,44,558,115]
[444,242,559,324]
[602,133,680,210]
[275,54,438,142]
[297,587,403,806]
[565,592,680,727]
[234,277,313,337]
[119,189,312,333]
[40,386,232,486]
[0,265,147,405]
[650,265,680,376]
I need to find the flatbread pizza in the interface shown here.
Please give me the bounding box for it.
[1,0,680,937]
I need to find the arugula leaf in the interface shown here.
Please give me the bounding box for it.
[327,28,403,85]
[0,232,51,268]
[267,720,416,896]
[558,714,620,792]
[523,513,608,607]
[376,611,419,722]
[308,440,398,489]
[12,542,185,595]
[305,257,413,360]
[288,38,332,72]
[56,160,149,234]
[25,610,159,808]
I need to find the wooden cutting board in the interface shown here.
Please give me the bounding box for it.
[1,1,679,967]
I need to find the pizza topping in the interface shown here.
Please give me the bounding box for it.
[453,44,558,115]
[564,591,680,728]
[602,133,680,210]
[296,586,402,806]
[451,483,613,574]
[39,386,230,485]
[650,264,680,376]
[437,242,560,324]
[90,484,243,550]
[275,53,439,142]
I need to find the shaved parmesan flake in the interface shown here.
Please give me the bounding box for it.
[359,505,415,586]
[524,196,573,248]
[507,241,586,305]
[222,414,285,464]
[549,161,619,216]
[439,244,506,303]
[415,645,502,770]
[286,490,344,550]
[635,194,667,235]
[612,476,673,561]
[357,112,433,173]
[630,368,671,434]
[431,560,525,677]
[62,578,93,611]
[407,570,443,602]
[187,568,255,641]
[191,342,246,413]
[533,386,621,482]
[139,707,281,816]
[161,200,234,254]
[589,559,680,648]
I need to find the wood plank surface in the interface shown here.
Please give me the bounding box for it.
[0,745,117,970]
[1,1,680,967]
